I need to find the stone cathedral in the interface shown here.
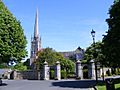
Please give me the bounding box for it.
[30,9,42,67]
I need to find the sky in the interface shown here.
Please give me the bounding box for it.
[2,0,114,58]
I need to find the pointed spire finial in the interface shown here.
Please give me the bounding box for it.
[34,8,39,38]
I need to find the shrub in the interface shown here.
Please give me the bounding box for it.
[61,70,67,79]
[50,70,54,79]
[83,69,88,79]
[67,72,75,79]
[76,77,81,80]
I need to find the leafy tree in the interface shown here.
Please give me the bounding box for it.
[84,41,106,65]
[84,41,107,80]
[102,1,120,67]
[14,62,27,71]
[36,47,75,73]
[0,1,27,64]
[23,58,31,69]
[114,0,119,3]
[0,63,8,68]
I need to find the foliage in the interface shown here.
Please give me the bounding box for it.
[14,62,27,71]
[61,70,67,79]
[23,58,30,69]
[0,1,27,64]
[36,47,75,73]
[84,41,106,66]
[60,58,75,73]
[83,69,88,79]
[0,63,8,68]
[67,72,75,79]
[84,41,102,61]
[114,68,120,75]
[115,83,120,90]
[97,82,120,90]
[114,0,119,3]
[102,1,120,67]
[50,70,54,79]
[81,60,87,64]
[97,85,106,90]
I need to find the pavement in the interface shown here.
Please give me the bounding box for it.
[0,79,97,90]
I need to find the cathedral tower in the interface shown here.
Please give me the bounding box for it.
[30,9,41,66]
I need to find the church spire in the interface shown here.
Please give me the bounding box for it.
[30,8,42,67]
[34,9,39,38]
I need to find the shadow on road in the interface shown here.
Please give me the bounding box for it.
[0,83,8,86]
[52,80,102,88]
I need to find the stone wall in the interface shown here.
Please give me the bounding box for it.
[10,70,40,80]
[7,61,112,80]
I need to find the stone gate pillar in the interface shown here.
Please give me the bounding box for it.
[88,59,95,79]
[55,61,61,80]
[43,61,49,80]
[76,60,83,79]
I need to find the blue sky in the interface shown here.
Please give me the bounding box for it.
[3,0,114,57]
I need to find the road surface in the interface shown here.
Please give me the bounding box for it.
[0,79,96,90]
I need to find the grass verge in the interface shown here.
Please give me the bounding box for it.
[97,83,120,90]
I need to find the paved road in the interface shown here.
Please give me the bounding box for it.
[0,79,97,90]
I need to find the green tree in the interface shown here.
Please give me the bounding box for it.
[114,0,119,3]
[84,41,106,65]
[0,1,27,64]
[84,41,107,80]
[14,62,27,71]
[23,58,31,69]
[36,47,74,73]
[102,1,120,67]
[0,63,8,68]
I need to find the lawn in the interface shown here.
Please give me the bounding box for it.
[115,83,120,90]
[97,83,120,90]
